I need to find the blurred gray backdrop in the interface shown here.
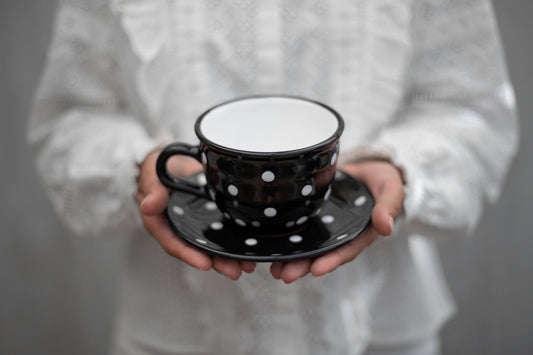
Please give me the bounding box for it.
[1,1,531,354]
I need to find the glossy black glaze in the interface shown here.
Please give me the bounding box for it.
[165,170,374,262]
[202,142,339,230]
[155,142,206,196]
[156,95,344,229]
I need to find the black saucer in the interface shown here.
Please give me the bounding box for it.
[165,170,374,262]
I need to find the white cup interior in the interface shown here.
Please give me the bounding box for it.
[198,97,340,153]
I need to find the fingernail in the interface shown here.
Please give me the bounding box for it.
[389,216,395,234]
[140,195,150,210]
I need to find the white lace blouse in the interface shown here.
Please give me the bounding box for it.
[28,0,518,354]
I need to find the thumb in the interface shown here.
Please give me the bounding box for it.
[371,180,405,236]
[138,152,170,216]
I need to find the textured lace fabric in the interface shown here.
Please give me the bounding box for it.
[28,0,518,354]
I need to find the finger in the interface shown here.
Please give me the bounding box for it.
[372,180,405,236]
[270,262,284,280]
[167,155,204,178]
[139,186,169,216]
[279,259,312,284]
[137,168,169,216]
[135,191,146,205]
[343,162,405,236]
[213,257,243,280]
[144,213,213,271]
[136,152,170,215]
[310,227,378,277]
[240,261,257,274]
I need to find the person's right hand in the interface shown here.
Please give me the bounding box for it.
[135,151,256,280]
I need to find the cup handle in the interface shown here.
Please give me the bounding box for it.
[155,143,207,197]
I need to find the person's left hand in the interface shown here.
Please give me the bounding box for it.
[270,161,405,283]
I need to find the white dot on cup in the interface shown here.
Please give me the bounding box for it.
[172,206,184,215]
[227,184,239,196]
[245,238,258,246]
[289,235,303,243]
[331,152,338,166]
[201,152,208,164]
[296,216,308,225]
[286,221,295,228]
[261,171,275,183]
[264,207,277,217]
[251,221,261,228]
[235,219,246,227]
[324,186,332,200]
[354,196,367,207]
[301,184,313,196]
[321,215,335,224]
[210,222,223,230]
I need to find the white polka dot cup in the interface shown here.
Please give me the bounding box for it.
[156,96,344,231]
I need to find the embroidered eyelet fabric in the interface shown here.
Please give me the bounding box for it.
[28,0,518,354]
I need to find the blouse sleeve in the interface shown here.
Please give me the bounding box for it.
[27,0,162,236]
[352,0,519,237]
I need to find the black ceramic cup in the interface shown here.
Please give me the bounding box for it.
[156,96,344,231]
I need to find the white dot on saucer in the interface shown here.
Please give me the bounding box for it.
[264,207,277,217]
[201,152,207,164]
[336,234,349,240]
[245,238,258,246]
[172,206,184,215]
[331,152,338,166]
[196,238,208,245]
[289,235,303,243]
[324,186,332,200]
[251,221,261,228]
[301,184,313,196]
[285,221,295,228]
[296,216,308,225]
[204,201,217,210]
[210,221,223,230]
[354,195,367,207]
[223,212,231,219]
[321,215,335,224]
[261,171,275,183]
[227,184,239,196]
[208,188,216,200]
[235,219,246,227]
[196,174,207,186]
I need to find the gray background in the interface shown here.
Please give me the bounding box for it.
[1,1,531,354]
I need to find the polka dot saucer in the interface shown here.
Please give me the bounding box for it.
[165,170,374,262]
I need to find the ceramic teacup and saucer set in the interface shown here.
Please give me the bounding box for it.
[156,96,374,262]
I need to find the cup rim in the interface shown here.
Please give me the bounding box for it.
[194,95,345,158]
